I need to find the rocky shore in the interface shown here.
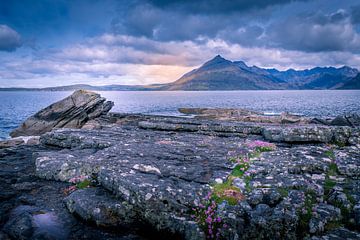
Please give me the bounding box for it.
[1,90,359,240]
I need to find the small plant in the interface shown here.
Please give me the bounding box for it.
[212,180,245,205]
[297,190,317,236]
[192,192,228,239]
[246,140,276,152]
[324,150,335,159]
[231,157,250,177]
[63,175,91,195]
[324,162,338,198]
[327,162,339,176]
[277,187,290,198]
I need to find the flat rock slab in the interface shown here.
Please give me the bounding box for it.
[36,127,252,238]
[135,115,360,145]
[34,125,360,239]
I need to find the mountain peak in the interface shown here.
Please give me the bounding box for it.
[214,54,224,60]
[201,55,231,68]
[208,55,228,63]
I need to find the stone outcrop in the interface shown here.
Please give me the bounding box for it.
[10,90,114,137]
[2,93,360,239]
[178,107,310,124]
[32,121,360,239]
[330,113,360,127]
[136,115,360,145]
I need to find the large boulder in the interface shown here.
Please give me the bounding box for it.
[10,90,114,137]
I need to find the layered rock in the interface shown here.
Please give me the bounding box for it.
[136,115,360,145]
[10,90,114,137]
[178,107,310,124]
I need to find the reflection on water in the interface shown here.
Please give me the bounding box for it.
[32,212,68,240]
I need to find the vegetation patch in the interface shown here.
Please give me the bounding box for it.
[64,175,93,195]
[324,150,335,160]
[230,157,250,177]
[212,180,245,205]
[297,190,317,236]
[246,140,277,152]
[328,162,339,175]
[277,187,290,198]
[324,161,339,198]
[192,192,228,239]
[334,141,346,148]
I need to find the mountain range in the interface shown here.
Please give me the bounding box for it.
[1,55,359,91]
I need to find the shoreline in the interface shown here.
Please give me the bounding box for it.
[0,91,359,239]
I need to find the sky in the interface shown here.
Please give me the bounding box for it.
[0,0,360,87]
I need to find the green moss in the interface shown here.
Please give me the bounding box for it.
[76,179,91,189]
[231,164,246,177]
[323,162,339,199]
[324,177,336,196]
[323,161,339,201]
[277,187,290,198]
[255,146,275,152]
[328,163,339,176]
[324,150,335,159]
[212,180,243,205]
[334,141,346,148]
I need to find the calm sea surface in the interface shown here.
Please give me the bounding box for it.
[1,90,360,140]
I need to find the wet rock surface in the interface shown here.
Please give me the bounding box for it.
[0,145,150,240]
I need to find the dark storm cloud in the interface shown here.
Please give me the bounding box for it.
[111,3,228,41]
[0,25,21,51]
[111,0,307,42]
[111,0,360,53]
[267,10,360,52]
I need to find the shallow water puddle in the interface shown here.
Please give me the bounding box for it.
[32,212,69,240]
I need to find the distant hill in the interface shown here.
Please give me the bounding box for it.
[1,55,359,91]
[0,84,154,91]
[163,55,359,90]
[338,73,360,89]
[163,55,288,90]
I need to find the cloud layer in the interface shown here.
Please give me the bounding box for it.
[0,0,359,87]
[0,25,21,51]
